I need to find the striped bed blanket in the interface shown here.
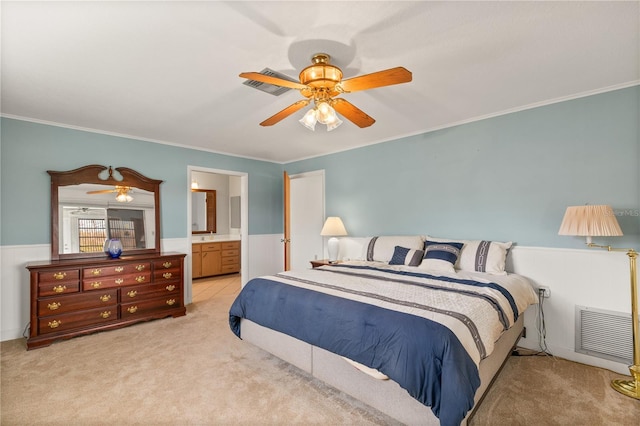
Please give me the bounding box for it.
[229,262,537,425]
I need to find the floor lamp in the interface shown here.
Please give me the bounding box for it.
[559,205,639,399]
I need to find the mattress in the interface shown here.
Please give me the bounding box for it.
[229,261,538,425]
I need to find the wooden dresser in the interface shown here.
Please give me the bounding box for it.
[192,240,240,278]
[26,252,186,350]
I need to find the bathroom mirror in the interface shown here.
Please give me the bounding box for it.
[191,189,216,234]
[49,164,161,260]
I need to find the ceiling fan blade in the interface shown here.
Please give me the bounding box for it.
[239,72,308,90]
[86,189,116,194]
[260,99,311,126]
[332,98,375,128]
[339,67,412,93]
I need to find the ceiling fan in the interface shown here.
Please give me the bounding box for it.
[239,53,412,130]
[87,185,133,203]
[67,207,106,216]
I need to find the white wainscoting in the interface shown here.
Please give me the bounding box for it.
[1,244,50,341]
[509,246,631,375]
[246,234,286,281]
[1,238,635,376]
[0,234,286,342]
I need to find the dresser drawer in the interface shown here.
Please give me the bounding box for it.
[221,256,239,265]
[221,264,240,274]
[83,272,152,291]
[38,281,80,297]
[121,282,180,302]
[153,270,181,282]
[83,262,151,278]
[221,241,240,250]
[153,257,182,271]
[38,289,118,316]
[221,249,239,257]
[38,305,118,335]
[38,269,80,283]
[200,243,220,252]
[121,296,182,318]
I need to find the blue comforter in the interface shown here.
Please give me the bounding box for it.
[229,276,481,426]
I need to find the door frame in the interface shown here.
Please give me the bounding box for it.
[186,166,249,303]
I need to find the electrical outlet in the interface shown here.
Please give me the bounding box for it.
[538,286,551,298]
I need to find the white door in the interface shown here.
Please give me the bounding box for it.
[289,171,325,271]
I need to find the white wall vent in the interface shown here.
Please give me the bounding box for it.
[242,68,298,96]
[575,305,634,364]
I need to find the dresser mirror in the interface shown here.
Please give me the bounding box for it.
[191,189,216,234]
[49,164,162,260]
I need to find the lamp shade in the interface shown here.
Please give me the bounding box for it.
[320,217,348,236]
[558,205,623,238]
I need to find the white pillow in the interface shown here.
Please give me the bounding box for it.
[363,236,424,263]
[425,235,512,275]
[338,237,371,261]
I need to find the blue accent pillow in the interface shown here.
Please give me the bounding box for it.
[389,246,425,267]
[419,241,464,272]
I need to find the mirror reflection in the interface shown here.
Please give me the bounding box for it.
[58,183,156,254]
[191,189,216,234]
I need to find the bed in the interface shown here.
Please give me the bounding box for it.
[229,236,539,425]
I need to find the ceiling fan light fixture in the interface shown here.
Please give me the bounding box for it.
[115,193,133,203]
[326,117,343,132]
[316,101,337,125]
[299,108,317,131]
[115,187,133,203]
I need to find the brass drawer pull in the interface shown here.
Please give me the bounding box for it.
[135,276,146,283]
[115,278,124,285]
[100,311,111,319]
[52,285,67,293]
[166,299,176,306]
[163,262,172,269]
[48,320,61,329]
[163,272,172,279]
[91,281,102,289]
[165,285,176,292]
[115,266,124,273]
[127,290,137,298]
[91,269,102,276]
[47,302,61,311]
[135,265,145,271]
[53,272,66,280]
[100,294,111,302]
[127,306,138,314]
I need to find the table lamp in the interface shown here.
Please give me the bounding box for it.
[320,217,348,263]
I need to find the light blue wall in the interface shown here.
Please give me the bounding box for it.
[0,118,284,245]
[3,87,638,250]
[286,86,640,250]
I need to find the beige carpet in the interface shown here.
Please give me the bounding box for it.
[2,275,639,425]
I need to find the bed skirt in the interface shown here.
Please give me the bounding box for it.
[239,314,525,425]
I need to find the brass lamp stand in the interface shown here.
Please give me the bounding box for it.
[603,246,640,399]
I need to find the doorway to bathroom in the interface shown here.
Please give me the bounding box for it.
[187,166,248,304]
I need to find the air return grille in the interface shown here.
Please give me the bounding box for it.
[575,306,634,364]
[242,68,297,96]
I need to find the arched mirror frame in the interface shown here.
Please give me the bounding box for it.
[49,164,162,260]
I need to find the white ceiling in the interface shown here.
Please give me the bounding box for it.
[2,1,638,163]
